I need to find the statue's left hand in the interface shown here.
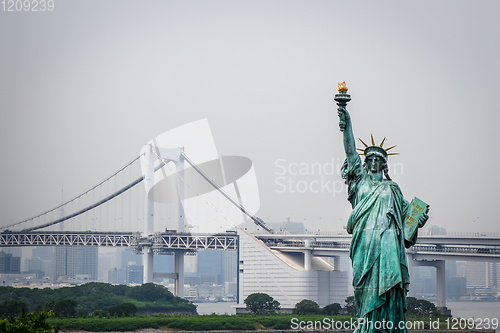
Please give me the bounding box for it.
[418,213,429,228]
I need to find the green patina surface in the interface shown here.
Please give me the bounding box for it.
[336,87,428,333]
[342,154,415,333]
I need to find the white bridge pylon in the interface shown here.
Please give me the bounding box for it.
[138,119,271,297]
[141,143,186,297]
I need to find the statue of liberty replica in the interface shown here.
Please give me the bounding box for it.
[336,82,429,333]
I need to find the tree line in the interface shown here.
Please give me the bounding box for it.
[0,282,196,319]
[244,293,439,317]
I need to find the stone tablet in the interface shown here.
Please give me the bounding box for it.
[404,197,430,242]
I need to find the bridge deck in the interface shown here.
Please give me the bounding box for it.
[0,232,238,252]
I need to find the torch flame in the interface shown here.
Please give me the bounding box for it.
[338,81,348,92]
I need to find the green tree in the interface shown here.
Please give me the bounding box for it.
[107,303,137,317]
[91,310,106,318]
[322,302,342,315]
[0,311,56,333]
[343,296,356,316]
[0,282,195,315]
[125,283,174,302]
[406,297,438,316]
[293,299,321,315]
[244,293,280,315]
[0,301,27,319]
[42,299,77,318]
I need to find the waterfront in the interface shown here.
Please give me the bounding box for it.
[196,301,500,318]
[196,300,499,332]
[447,301,500,320]
[194,302,237,315]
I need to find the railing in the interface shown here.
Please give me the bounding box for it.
[0,231,238,253]
[152,233,238,254]
[0,231,137,247]
[409,245,500,255]
[267,239,500,257]
[258,230,500,238]
[418,231,500,237]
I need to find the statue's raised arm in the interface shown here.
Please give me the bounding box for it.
[334,82,357,166]
[337,106,358,166]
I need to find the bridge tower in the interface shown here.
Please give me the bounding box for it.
[142,143,185,297]
[407,254,452,316]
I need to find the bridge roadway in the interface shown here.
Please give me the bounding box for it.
[256,232,500,245]
[255,233,500,262]
[0,231,238,252]
[2,230,499,261]
[256,232,500,315]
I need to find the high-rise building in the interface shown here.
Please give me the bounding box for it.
[1,248,21,258]
[120,248,142,269]
[24,256,45,278]
[447,276,467,298]
[0,251,20,273]
[222,250,237,283]
[126,264,143,284]
[466,262,489,288]
[25,257,42,271]
[446,260,457,278]
[427,225,447,235]
[487,262,499,288]
[153,254,174,274]
[445,261,466,298]
[32,247,54,262]
[197,250,223,284]
[410,266,436,297]
[464,262,499,299]
[456,261,467,277]
[108,268,127,284]
[55,246,98,280]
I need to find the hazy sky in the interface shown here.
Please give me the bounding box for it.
[1,0,499,233]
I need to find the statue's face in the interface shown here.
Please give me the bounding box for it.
[365,155,385,173]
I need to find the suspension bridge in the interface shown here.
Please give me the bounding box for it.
[1,125,499,314]
[0,136,269,297]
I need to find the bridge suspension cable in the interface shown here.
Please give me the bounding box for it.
[2,155,144,232]
[178,152,272,233]
[146,147,272,233]
[3,148,272,234]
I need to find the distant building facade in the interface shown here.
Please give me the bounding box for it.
[0,251,20,274]
[197,250,223,284]
[268,221,306,234]
[107,268,127,284]
[238,231,348,309]
[54,246,98,280]
[126,264,143,284]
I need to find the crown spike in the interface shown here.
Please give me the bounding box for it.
[385,145,397,151]
[356,148,365,151]
[380,137,386,147]
[387,153,399,156]
[371,134,375,146]
[359,138,369,148]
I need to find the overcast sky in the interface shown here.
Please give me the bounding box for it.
[1,0,499,234]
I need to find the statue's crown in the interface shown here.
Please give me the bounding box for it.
[357,135,399,160]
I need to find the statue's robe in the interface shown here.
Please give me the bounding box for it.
[342,155,417,333]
